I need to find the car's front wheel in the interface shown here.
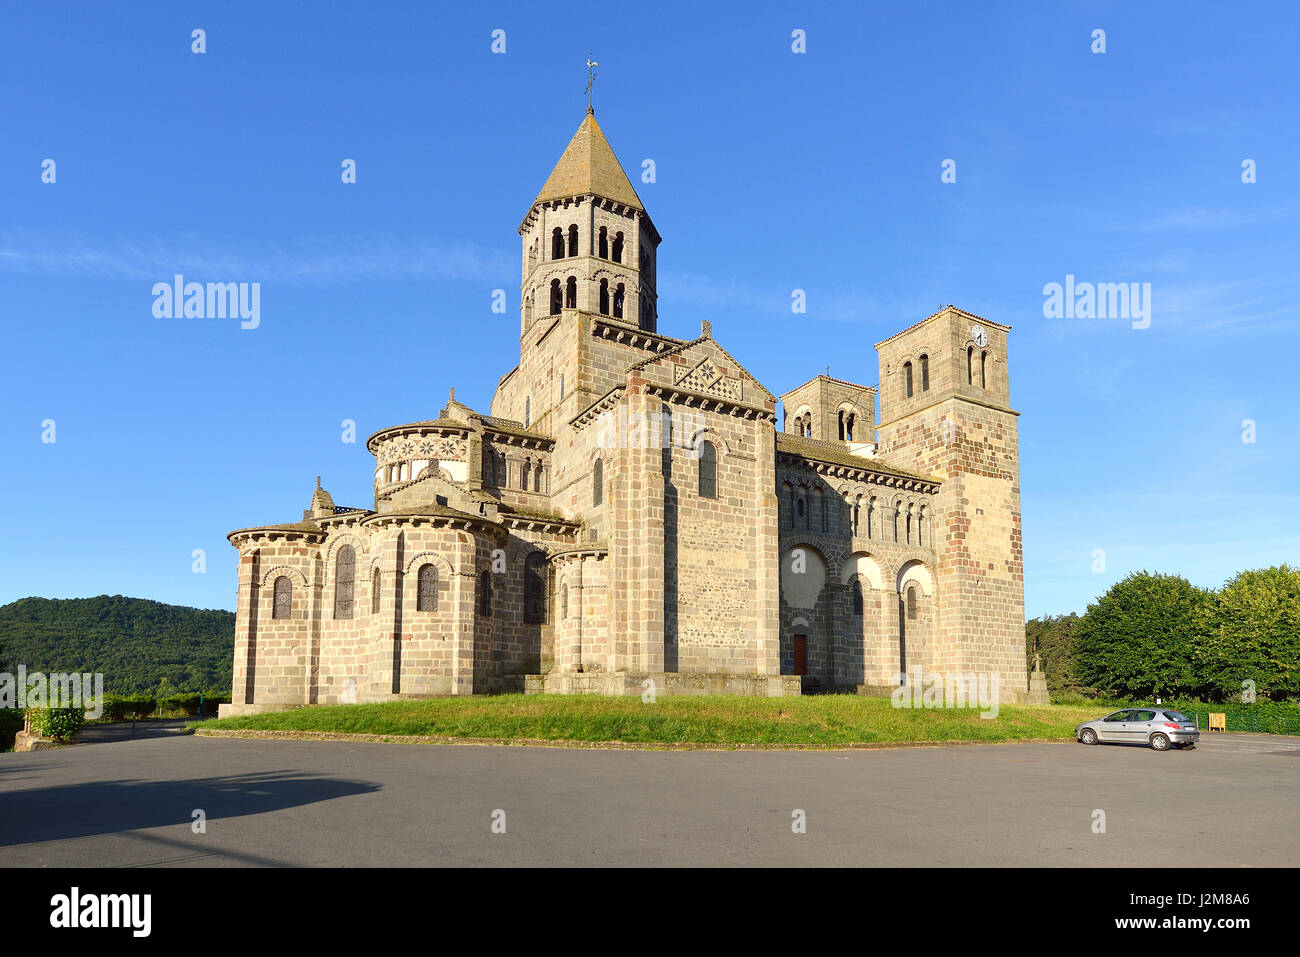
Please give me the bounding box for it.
[1080,728,1098,746]
[1150,733,1171,751]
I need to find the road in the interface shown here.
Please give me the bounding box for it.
[2,730,1296,866]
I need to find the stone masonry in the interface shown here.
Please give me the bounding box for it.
[219,107,1033,716]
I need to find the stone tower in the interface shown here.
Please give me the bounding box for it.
[873,306,1029,701]
[517,107,661,337]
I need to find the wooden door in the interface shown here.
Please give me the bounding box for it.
[793,635,807,676]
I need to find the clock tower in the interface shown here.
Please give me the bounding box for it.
[873,306,1030,701]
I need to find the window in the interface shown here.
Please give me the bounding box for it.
[905,511,912,544]
[417,563,438,611]
[867,500,875,539]
[920,355,930,391]
[484,449,497,484]
[846,413,855,442]
[892,506,899,542]
[613,283,624,319]
[551,227,564,259]
[525,552,547,623]
[565,276,577,309]
[612,231,624,263]
[534,463,544,493]
[592,459,603,506]
[907,585,918,620]
[916,511,924,547]
[980,350,987,389]
[851,501,859,535]
[598,226,608,259]
[967,347,975,385]
[272,576,292,619]
[837,410,845,441]
[372,567,381,614]
[521,459,531,490]
[333,545,355,619]
[904,361,914,398]
[698,441,717,498]
[567,224,578,258]
[479,569,492,617]
[599,278,609,315]
[549,279,562,315]
[852,579,863,617]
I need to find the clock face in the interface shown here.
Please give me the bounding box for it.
[971,325,988,348]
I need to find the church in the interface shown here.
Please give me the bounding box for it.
[219,106,1034,716]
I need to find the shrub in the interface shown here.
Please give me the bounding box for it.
[0,708,24,751]
[26,706,86,741]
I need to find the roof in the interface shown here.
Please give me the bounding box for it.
[627,333,777,403]
[532,108,645,212]
[226,520,325,542]
[775,433,940,485]
[779,373,876,400]
[365,417,471,451]
[873,305,1011,350]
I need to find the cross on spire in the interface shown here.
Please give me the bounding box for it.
[585,55,598,110]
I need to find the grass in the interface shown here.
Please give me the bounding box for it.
[192,694,1109,749]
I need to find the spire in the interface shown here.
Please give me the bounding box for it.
[533,110,645,212]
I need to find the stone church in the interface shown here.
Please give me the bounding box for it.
[220,107,1032,716]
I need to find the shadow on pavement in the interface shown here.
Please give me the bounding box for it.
[0,770,381,847]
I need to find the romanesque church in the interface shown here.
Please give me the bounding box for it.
[220,107,1032,715]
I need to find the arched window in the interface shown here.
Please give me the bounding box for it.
[846,413,855,442]
[372,567,381,614]
[851,501,860,536]
[525,552,547,623]
[561,582,569,619]
[612,231,624,263]
[916,510,924,547]
[867,499,875,539]
[980,350,988,388]
[521,459,531,490]
[852,579,863,617]
[613,283,624,319]
[549,279,562,315]
[905,510,912,544]
[524,397,531,429]
[417,563,437,611]
[567,224,578,258]
[967,347,975,385]
[837,410,845,441]
[592,459,603,506]
[907,585,918,620]
[698,441,717,498]
[892,505,900,542]
[333,545,355,619]
[598,226,608,259]
[551,227,564,260]
[479,570,492,617]
[272,576,292,619]
[565,276,577,309]
[599,278,609,315]
[797,495,806,527]
[904,361,914,398]
[920,355,930,391]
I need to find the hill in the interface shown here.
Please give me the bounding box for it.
[0,595,234,694]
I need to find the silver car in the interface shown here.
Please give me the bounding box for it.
[1075,708,1200,751]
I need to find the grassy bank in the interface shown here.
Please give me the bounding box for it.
[193,694,1108,748]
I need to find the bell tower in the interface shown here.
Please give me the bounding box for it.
[517,107,661,337]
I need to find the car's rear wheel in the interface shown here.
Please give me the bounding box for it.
[1080,728,1098,746]
[1150,733,1170,751]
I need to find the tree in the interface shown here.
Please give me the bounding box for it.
[1025,614,1085,696]
[1199,565,1300,701]
[1072,572,1211,699]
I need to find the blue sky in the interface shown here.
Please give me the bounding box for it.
[1,1,1296,619]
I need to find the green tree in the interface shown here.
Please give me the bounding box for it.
[1199,565,1300,701]
[1025,614,1085,696]
[1072,572,1211,699]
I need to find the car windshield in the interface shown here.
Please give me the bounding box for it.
[1163,710,1191,722]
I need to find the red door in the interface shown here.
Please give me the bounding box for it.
[793,635,807,676]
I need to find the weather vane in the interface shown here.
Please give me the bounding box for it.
[585,55,598,108]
